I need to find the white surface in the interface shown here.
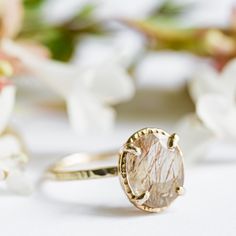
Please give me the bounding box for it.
[1,0,236,235]
[0,108,236,236]
[1,161,236,236]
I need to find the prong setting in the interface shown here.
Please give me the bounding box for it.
[176,186,185,196]
[167,133,179,149]
[122,143,142,156]
[118,128,184,213]
[134,191,150,205]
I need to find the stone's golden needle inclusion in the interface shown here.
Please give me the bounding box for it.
[47,127,185,213]
[119,128,184,212]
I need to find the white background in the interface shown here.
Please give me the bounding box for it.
[1,0,236,235]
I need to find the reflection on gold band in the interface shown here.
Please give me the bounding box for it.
[47,151,118,181]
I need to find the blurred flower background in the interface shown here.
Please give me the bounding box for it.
[0,0,236,193]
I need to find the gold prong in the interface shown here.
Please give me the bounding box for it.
[135,191,150,205]
[176,186,185,196]
[122,144,141,156]
[167,133,179,149]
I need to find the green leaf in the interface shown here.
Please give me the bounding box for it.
[44,30,75,61]
[77,4,96,19]
[19,2,106,61]
[150,0,192,18]
[23,0,45,8]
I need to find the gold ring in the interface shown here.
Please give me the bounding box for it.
[46,127,185,213]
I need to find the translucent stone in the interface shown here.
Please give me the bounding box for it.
[126,132,184,209]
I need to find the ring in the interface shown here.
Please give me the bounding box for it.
[47,127,185,213]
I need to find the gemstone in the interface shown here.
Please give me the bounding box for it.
[125,131,184,209]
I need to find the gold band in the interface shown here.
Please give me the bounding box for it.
[44,127,185,213]
[47,151,118,181]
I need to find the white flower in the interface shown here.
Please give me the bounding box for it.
[196,94,236,137]
[189,61,236,138]
[134,52,195,88]
[175,114,214,163]
[0,144,33,195]
[0,0,23,38]
[72,30,144,69]
[43,0,160,24]
[0,80,33,194]
[176,60,236,163]
[2,39,135,133]
[0,79,15,135]
[189,63,236,103]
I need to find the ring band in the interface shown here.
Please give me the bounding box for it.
[46,127,185,213]
[48,151,119,181]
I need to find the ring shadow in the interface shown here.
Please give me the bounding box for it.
[36,180,169,218]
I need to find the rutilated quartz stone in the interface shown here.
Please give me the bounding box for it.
[126,132,184,209]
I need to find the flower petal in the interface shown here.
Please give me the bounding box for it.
[66,91,115,133]
[188,64,227,103]
[0,168,7,181]
[2,39,135,104]
[0,134,22,160]
[0,0,23,38]
[6,169,33,195]
[221,58,236,95]
[2,39,78,97]
[175,114,214,163]
[73,30,144,68]
[135,52,195,88]
[0,84,15,135]
[196,94,236,137]
[2,39,135,133]
[85,62,135,104]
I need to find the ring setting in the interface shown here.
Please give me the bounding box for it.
[48,127,185,213]
[119,128,184,212]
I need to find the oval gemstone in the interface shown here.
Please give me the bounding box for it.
[125,131,184,209]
